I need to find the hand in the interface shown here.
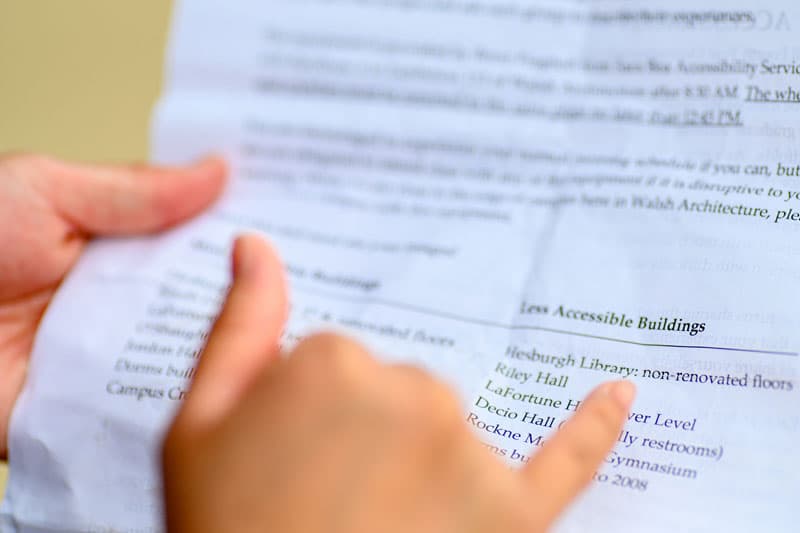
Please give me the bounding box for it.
[0,153,227,458]
[162,235,636,533]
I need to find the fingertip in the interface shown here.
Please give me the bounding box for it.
[232,234,263,280]
[149,156,228,228]
[188,155,229,197]
[591,380,637,412]
[232,234,284,280]
[192,155,228,182]
[230,233,289,319]
[609,380,636,411]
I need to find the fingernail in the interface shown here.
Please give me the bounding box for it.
[607,381,636,411]
[232,236,258,279]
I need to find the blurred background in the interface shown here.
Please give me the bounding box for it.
[0,0,174,499]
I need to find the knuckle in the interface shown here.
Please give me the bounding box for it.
[295,332,364,361]
[426,380,462,424]
[290,332,373,383]
[565,434,599,469]
[391,363,430,388]
[391,365,461,431]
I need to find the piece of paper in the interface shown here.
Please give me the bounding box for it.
[3,1,799,531]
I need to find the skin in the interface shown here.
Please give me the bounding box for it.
[0,154,636,531]
[163,235,636,533]
[0,153,227,459]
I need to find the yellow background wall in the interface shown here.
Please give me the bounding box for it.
[0,0,174,499]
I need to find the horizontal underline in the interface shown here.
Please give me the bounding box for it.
[745,99,800,104]
[292,284,798,357]
[647,123,744,128]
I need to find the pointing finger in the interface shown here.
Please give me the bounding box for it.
[521,380,635,526]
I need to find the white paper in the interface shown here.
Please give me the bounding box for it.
[3,1,799,531]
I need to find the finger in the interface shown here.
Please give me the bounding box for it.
[385,364,462,421]
[179,234,288,430]
[521,380,635,525]
[42,155,227,234]
[289,332,377,388]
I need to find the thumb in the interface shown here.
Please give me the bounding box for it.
[178,234,288,430]
[43,155,227,235]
